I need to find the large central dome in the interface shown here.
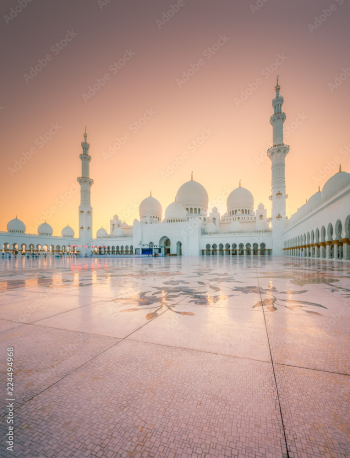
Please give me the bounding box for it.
[176,179,209,208]
[227,186,254,211]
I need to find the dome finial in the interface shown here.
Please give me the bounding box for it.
[239,179,241,188]
[275,75,280,92]
[175,196,176,202]
[191,171,193,181]
[84,126,87,140]
[318,186,320,192]
[150,190,152,197]
[339,164,342,173]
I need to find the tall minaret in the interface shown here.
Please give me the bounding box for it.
[267,77,289,256]
[77,128,93,255]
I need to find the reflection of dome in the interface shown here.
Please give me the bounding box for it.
[176,180,209,208]
[62,226,74,237]
[229,221,242,232]
[204,222,216,233]
[96,227,108,238]
[139,196,162,218]
[322,170,350,201]
[112,227,125,237]
[306,190,321,210]
[38,222,53,235]
[227,187,254,211]
[255,220,268,231]
[7,218,26,233]
[165,202,187,221]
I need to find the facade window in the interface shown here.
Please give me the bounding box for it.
[194,208,197,214]
[190,208,193,214]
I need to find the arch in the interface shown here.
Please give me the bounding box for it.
[159,236,171,255]
[335,220,342,240]
[321,226,326,242]
[315,228,320,243]
[345,215,350,238]
[327,223,333,241]
[43,244,48,252]
[130,245,133,255]
[176,241,182,256]
[21,243,26,253]
[206,243,211,255]
[219,243,223,255]
[260,242,266,255]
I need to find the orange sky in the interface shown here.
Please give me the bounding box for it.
[1,0,350,236]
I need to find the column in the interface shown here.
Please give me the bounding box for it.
[314,244,319,258]
[333,240,339,260]
[343,238,349,260]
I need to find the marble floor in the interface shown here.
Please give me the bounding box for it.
[0,256,349,458]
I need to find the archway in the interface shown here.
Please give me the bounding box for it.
[176,241,182,256]
[159,236,171,255]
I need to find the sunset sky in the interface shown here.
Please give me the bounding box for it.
[1,0,350,236]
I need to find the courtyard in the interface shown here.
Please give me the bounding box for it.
[0,256,349,458]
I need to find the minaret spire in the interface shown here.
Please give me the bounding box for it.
[267,79,290,256]
[77,129,94,255]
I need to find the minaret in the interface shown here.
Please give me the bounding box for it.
[77,128,94,255]
[267,77,289,256]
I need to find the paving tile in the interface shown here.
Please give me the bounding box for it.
[275,364,350,458]
[0,340,287,458]
[0,324,117,410]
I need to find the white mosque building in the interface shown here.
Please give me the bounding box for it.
[2,80,350,259]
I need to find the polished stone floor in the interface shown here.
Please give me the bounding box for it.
[0,256,349,458]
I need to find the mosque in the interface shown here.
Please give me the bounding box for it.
[2,80,350,259]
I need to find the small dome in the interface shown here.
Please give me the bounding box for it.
[96,227,108,238]
[258,203,264,210]
[255,220,268,231]
[62,226,74,237]
[306,190,321,210]
[322,170,350,201]
[165,202,187,221]
[176,180,209,209]
[38,222,53,235]
[229,221,242,232]
[297,203,307,217]
[227,187,254,211]
[212,207,218,213]
[121,222,130,229]
[7,218,26,233]
[112,227,125,237]
[204,222,217,233]
[139,196,162,218]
